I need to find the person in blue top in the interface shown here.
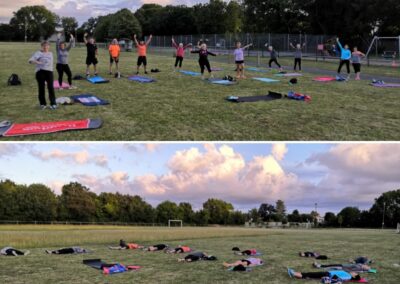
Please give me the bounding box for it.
[288,267,362,282]
[336,38,352,78]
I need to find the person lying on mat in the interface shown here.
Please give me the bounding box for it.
[178,251,217,262]
[145,244,168,251]
[165,245,192,254]
[109,239,144,250]
[351,256,373,265]
[1,247,30,256]
[232,247,259,256]
[299,251,328,259]
[133,34,152,75]
[45,247,89,254]
[288,267,362,282]
[223,257,264,268]
[313,261,372,272]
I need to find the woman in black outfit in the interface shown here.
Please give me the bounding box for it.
[191,41,216,80]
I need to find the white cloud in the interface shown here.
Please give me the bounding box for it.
[272,143,288,161]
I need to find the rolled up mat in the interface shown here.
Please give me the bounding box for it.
[370,83,400,88]
[252,77,280,83]
[227,91,282,103]
[313,76,336,82]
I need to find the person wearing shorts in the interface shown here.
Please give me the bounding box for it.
[133,34,152,74]
[233,42,252,79]
[84,33,98,77]
[108,39,121,77]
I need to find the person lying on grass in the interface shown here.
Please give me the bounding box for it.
[313,261,373,273]
[1,247,30,256]
[232,247,259,256]
[145,244,168,251]
[165,245,192,254]
[299,251,328,259]
[351,256,373,265]
[109,239,144,250]
[223,257,264,269]
[45,247,89,254]
[288,267,363,282]
[178,251,217,262]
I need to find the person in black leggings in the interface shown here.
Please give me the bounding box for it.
[146,244,168,251]
[178,251,216,262]
[45,247,88,254]
[191,41,216,80]
[1,247,29,256]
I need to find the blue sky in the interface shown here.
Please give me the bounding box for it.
[1,143,398,214]
[0,0,210,24]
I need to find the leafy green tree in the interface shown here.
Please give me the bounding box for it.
[225,0,244,33]
[0,180,18,220]
[193,209,210,225]
[369,189,400,228]
[126,195,155,223]
[324,212,337,227]
[107,9,141,39]
[134,4,164,36]
[156,201,180,224]
[9,5,57,41]
[248,208,260,223]
[0,24,14,41]
[258,203,276,221]
[288,209,301,222]
[178,202,194,224]
[338,207,361,227]
[193,0,229,34]
[203,198,234,224]
[59,182,96,222]
[60,17,78,38]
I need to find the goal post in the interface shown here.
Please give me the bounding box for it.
[168,219,183,227]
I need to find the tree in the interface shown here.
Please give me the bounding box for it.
[59,182,96,222]
[178,202,194,224]
[275,199,286,221]
[338,215,343,228]
[248,208,259,223]
[324,212,337,227]
[193,0,229,34]
[229,211,246,225]
[0,180,18,220]
[127,195,154,223]
[369,189,400,228]
[9,6,57,41]
[107,9,141,39]
[193,209,209,225]
[0,24,14,41]
[225,1,244,33]
[156,201,180,224]
[61,17,78,38]
[134,4,164,36]
[288,209,301,222]
[338,207,361,227]
[258,203,276,222]
[203,198,234,224]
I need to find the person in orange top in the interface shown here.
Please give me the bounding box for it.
[133,34,152,74]
[108,39,121,77]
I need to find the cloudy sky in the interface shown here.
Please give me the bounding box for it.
[0,0,209,24]
[1,143,398,214]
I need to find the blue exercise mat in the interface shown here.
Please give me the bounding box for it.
[179,70,201,76]
[209,79,236,85]
[87,76,109,84]
[70,94,109,106]
[128,76,155,83]
[252,77,280,83]
[246,67,269,73]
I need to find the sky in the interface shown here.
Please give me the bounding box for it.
[0,0,210,24]
[0,143,399,214]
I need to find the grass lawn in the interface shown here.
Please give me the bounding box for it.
[0,42,399,141]
[0,226,399,283]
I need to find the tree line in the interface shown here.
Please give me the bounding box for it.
[0,179,398,228]
[0,0,399,47]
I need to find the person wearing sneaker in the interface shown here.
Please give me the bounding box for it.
[133,34,152,75]
[28,41,57,110]
[287,267,362,282]
[1,246,30,256]
[56,32,75,90]
[84,33,98,77]
[313,261,372,272]
[108,38,121,77]
[191,41,216,80]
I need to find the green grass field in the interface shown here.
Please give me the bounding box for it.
[0,42,399,141]
[0,225,399,283]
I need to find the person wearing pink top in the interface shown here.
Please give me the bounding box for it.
[172,38,192,71]
[233,41,252,79]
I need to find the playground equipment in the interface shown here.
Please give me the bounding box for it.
[366,36,400,66]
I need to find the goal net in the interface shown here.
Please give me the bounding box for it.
[168,219,182,227]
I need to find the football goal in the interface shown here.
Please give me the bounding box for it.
[168,219,183,227]
[366,36,400,66]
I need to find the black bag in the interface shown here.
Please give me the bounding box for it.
[7,74,21,86]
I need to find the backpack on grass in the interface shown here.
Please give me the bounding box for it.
[7,74,21,86]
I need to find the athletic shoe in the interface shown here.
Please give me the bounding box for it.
[40,105,47,110]
[45,250,52,254]
[50,105,57,110]
[287,268,295,278]
[24,250,30,256]
[313,261,321,268]
[68,85,77,90]
[144,71,148,74]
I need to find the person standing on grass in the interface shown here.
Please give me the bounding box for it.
[191,41,216,80]
[84,33,98,77]
[1,247,30,256]
[336,38,352,79]
[133,34,152,74]
[233,42,253,79]
[108,38,121,77]
[265,44,283,71]
[172,38,192,71]
[56,32,76,90]
[290,42,306,71]
[351,47,365,80]
[28,41,57,110]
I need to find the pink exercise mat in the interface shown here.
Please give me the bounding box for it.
[313,76,336,82]
[53,81,70,89]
